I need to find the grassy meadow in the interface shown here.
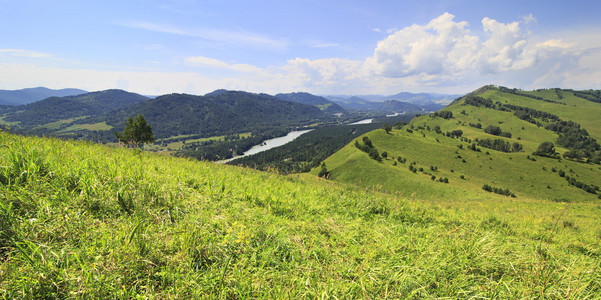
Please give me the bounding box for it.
[1,129,601,298]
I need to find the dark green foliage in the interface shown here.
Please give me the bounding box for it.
[369,148,382,162]
[464,96,494,108]
[476,138,521,153]
[362,136,373,148]
[433,125,442,134]
[449,129,463,138]
[482,184,516,197]
[564,175,598,195]
[533,142,558,158]
[432,111,453,119]
[570,89,601,103]
[355,135,382,162]
[498,86,565,104]
[512,142,523,152]
[318,163,330,178]
[469,122,482,129]
[114,114,155,148]
[484,125,511,138]
[484,125,502,136]
[382,123,391,134]
[468,143,481,152]
[381,151,388,159]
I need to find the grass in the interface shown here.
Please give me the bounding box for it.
[322,88,601,203]
[145,133,252,152]
[1,130,600,298]
[59,121,113,132]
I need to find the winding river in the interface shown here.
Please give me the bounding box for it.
[218,129,314,163]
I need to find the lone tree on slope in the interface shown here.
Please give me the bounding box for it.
[114,114,155,148]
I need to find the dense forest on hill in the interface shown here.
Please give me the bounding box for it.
[2,90,149,127]
[0,87,87,105]
[79,91,328,140]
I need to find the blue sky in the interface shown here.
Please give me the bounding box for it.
[1,0,600,95]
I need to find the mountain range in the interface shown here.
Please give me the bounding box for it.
[325,91,460,104]
[0,87,87,105]
[1,89,149,127]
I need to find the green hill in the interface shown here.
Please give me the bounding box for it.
[275,92,346,114]
[1,89,148,128]
[1,129,600,298]
[94,91,326,139]
[320,86,601,203]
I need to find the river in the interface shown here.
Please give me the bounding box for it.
[218,129,313,163]
[349,119,373,125]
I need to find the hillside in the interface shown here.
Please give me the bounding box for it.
[90,91,327,139]
[320,86,601,203]
[0,87,87,105]
[275,92,346,114]
[0,89,148,128]
[1,130,600,298]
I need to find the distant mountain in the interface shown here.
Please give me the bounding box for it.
[89,90,326,139]
[275,92,346,114]
[0,87,87,105]
[325,91,461,105]
[328,97,444,113]
[1,89,149,127]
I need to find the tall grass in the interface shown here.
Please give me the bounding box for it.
[1,131,600,298]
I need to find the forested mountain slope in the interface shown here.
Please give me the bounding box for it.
[1,89,148,127]
[91,90,327,139]
[0,87,87,105]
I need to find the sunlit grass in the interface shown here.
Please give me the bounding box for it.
[1,131,600,298]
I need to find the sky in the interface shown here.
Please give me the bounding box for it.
[1,0,601,96]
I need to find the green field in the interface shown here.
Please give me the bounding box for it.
[1,127,600,298]
[145,133,252,152]
[322,87,601,203]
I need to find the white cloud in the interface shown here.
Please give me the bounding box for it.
[365,12,539,78]
[536,39,576,49]
[185,56,262,73]
[0,49,51,58]
[4,14,601,96]
[120,21,288,49]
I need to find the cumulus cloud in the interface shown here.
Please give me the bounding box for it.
[365,12,538,78]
